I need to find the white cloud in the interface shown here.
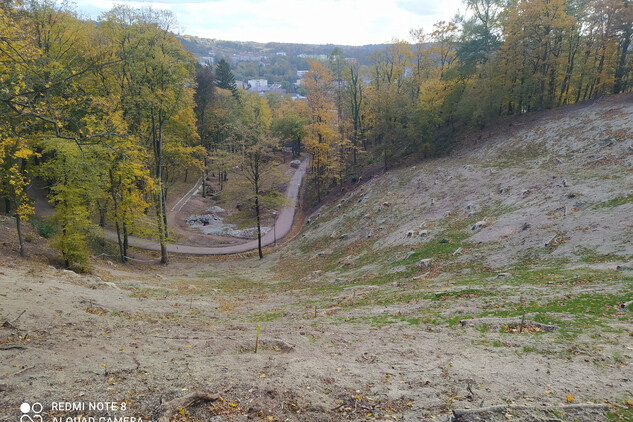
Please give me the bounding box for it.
[76,0,463,45]
[395,0,439,15]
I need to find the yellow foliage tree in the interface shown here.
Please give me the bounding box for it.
[304,60,337,202]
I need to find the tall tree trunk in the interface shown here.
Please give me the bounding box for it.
[155,193,168,265]
[152,111,168,265]
[62,225,69,269]
[123,221,129,260]
[98,200,107,227]
[575,48,591,103]
[255,175,263,259]
[162,188,169,239]
[16,216,25,258]
[614,28,632,93]
[109,170,126,263]
[383,145,388,172]
[202,158,207,198]
[114,220,125,263]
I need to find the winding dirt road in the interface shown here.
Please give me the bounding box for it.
[116,157,309,255]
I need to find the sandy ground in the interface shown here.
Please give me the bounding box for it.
[0,257,633,421]
[0,256,631,422]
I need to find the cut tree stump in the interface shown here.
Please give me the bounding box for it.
[157,392,220,422]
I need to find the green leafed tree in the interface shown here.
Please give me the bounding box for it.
[216,58,238,96]
[232,92,285,259]
[40,138,97,271]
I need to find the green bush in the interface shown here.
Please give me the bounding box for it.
[30,218,58,239]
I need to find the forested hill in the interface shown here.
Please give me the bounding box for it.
[177,36,385,65]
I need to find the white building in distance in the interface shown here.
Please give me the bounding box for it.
[248,79,268,92]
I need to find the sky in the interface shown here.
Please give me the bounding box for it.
[74,0,464,45]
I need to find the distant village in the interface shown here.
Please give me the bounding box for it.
[196,48,358,100]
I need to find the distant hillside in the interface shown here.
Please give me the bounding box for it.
[177,35,385,89]
[178,35,385,64]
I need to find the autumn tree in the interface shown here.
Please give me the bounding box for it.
[0,133,38,257]
[0,1,117,258]
[101,138,155,263]
[194,65,216,197]
[271,98,309,158]
[343,61,364,165]
[40,139,97,270]
[367,40,414,171]
[304,60,336,202]
[100,6,199,264]
[232,92,284,259]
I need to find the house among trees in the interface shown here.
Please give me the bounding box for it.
[248,79,268,92]
[231,52,264,62]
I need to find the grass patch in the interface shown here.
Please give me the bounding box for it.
[338,313,423,327]
[479,292,632,330]
[607,402,633,421]
[253,311,285,322]
[429,288,488,301]
[597,193,633,209]
[574,247,626,264]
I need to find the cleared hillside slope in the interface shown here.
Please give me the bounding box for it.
[284,94,633,281]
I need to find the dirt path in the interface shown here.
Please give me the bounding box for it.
[107,157,309,255]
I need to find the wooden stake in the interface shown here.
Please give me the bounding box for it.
[519,297,526,334]
[254,325,260,353]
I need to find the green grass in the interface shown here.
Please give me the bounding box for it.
[574,247,627,264]
[429,288,489,301]
[478,292,632,331]
[337,313,424,327]
[486,266,627,286]
[607,402,633,421]
[253,311,285,322]
[597,193,633,209]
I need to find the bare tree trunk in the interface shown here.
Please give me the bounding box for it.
[114,220,124,263]
[152,111,168,265]
[201,157,207,198]
[255,193,263,259]
[162,188,169,239]
[97,200,107,227]
[614,28,632,93]
[123,221,129,261]
[383,146,388,172]
[155,194,168,265]
[109,170,126,263]
[16,216,25,258]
